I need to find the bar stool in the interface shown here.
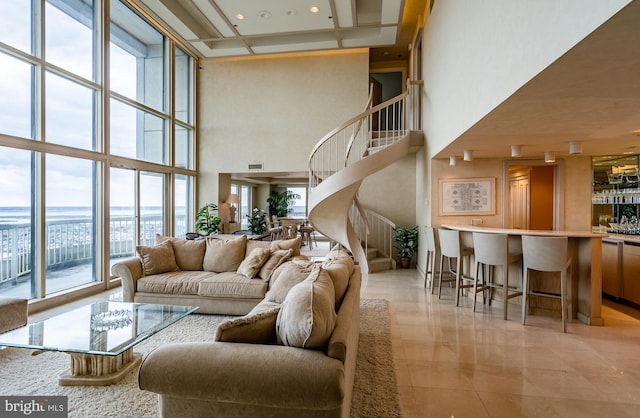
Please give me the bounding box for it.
[472,232,523,320]
[437,228,475,306]
[423,227,440,292]
[521,235,571,333]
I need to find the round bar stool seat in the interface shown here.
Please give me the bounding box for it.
[471,232,523,320]
[437,228,475,306]
[521,235,572,333]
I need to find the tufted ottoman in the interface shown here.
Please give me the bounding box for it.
[0,296,28,334]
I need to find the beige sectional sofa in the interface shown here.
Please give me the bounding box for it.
[138,247,361,418]
[111,234,305,315]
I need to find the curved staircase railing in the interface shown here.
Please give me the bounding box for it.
[307,80,422,272]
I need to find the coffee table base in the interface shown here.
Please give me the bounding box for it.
[59,349,142,386]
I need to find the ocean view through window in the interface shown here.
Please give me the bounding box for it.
[0,0,197,302]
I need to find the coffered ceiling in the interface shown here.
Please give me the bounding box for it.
[133,0,426,60]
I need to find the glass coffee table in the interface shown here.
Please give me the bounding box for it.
[0,301,197,386]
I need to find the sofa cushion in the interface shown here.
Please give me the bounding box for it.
[198,272,268,299]
[237,247,271,279]
[214,306,280,344]
[136,240,180,276]
[155,234,206,271]
[257,249,293,282]
[203,235,247,272]
[266,260,315,304]
[276,267,337,349]
[270,236,302,256]
[136,270,214,295]
[245,240,271,257]
[322,258,353,309]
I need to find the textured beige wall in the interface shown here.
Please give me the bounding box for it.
[197,50,370,206]
[359,154,416,228]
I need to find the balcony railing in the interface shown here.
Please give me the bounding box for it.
[0,215,184,288]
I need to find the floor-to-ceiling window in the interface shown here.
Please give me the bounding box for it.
[0,0,197,301]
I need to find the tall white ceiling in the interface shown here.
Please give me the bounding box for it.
[134,0,412,58]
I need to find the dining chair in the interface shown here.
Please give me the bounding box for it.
[521,235,572,332]
[472,232,523,320]
[267,221,283,240]
[437,228,475,306]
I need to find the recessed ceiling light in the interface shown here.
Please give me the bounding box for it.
[287,9,297,16]
[258,10,272,19]
[235,13,245,20]
[310,6,320,13]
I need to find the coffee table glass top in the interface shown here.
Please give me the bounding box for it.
[0,301,197,356]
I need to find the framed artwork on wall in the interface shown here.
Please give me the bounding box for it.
[439,177,495,215]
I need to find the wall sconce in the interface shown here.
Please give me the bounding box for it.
[463,150,473,161]
[544,151,556,163]
[449,156,457,166]
[226,193,240,223]
[569,141,583,155]
[511,144,522,157]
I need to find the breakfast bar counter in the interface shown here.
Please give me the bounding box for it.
[441,225,605,326]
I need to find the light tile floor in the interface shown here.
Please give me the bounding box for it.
[362,269,640,418]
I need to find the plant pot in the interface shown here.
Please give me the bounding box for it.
[399,258,411,268]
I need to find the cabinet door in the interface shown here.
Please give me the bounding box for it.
[602,241,622,298]
[623,243,640,305]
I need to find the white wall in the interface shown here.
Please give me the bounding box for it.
[197,50,370,206]
[414,0,629,275]
[422,0,631,158]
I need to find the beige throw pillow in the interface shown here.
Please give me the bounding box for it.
[237,247,271,279]
[203,235,247,272]
[266,260,316,304]
[276,267,337,349]
[270,236,302,256]
[214,306,280,344]
[257,249,293,282]
[136,240,180,276]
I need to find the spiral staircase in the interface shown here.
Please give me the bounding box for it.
[307,80,423,274]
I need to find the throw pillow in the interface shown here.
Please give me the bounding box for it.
[214,306,280,344]
[154,234,206,271]
[136,240,180,276]
[266,260,316,304]
[276,267,337,349]
[270,236,302,256]
[203,235,247,273]
[257,249,293,282]
[237,247,271,279]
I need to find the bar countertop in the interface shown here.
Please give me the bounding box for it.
[440,224,604,326]
[441,224,607,238]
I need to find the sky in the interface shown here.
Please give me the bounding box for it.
[0,1,162,208]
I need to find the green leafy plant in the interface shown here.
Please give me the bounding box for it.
[267,190,301,218]
[394,226,419,259]
[246,208,267,234]
[195,203,221,235]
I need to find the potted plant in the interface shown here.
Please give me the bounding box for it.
[394,226,419,268]
[246,208,267,235]
[195,203,222,236]
[267,191,301,218]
